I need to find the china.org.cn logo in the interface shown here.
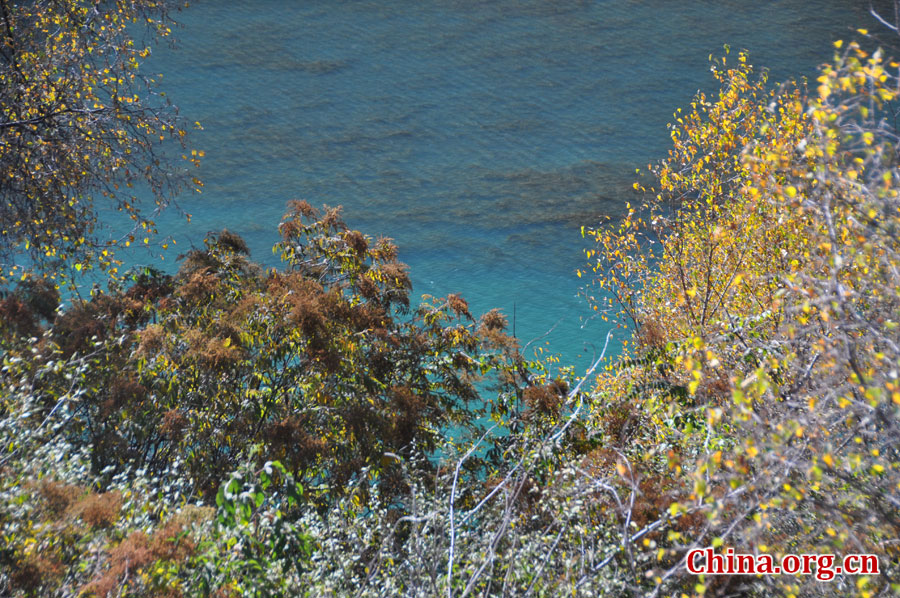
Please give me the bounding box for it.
[686,547,880,582]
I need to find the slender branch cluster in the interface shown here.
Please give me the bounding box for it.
[0,0,195,284]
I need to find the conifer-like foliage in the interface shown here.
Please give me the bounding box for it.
[0,0,195,283]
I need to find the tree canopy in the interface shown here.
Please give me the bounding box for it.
[582,41,900,596]
[0,0,195,285]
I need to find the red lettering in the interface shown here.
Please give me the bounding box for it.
[801,554,815,574]
[844,554,879,574]
[684,549,877,579]
[756,554,775,574]
[709,549,725,574]
[815,555,835,581]
[859,554,879,574]
[686,548,706,574]
[735,554,754,574]
[782,554,801,574]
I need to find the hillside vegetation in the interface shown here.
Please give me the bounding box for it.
[1,3,900,597]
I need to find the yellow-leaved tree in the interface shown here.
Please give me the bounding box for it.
[584,42,900,596]
[0,0,196,285]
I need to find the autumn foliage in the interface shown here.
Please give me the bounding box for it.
[583,42,900,596]
[3,6,900,598]
[0,0,195,283]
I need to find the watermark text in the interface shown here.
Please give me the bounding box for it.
[686,547,879,582]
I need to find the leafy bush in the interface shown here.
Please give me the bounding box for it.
[584,43,900,597]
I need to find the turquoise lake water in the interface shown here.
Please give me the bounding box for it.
[136,1,874,372]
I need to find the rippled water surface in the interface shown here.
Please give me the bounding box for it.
[139,0,871,370]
